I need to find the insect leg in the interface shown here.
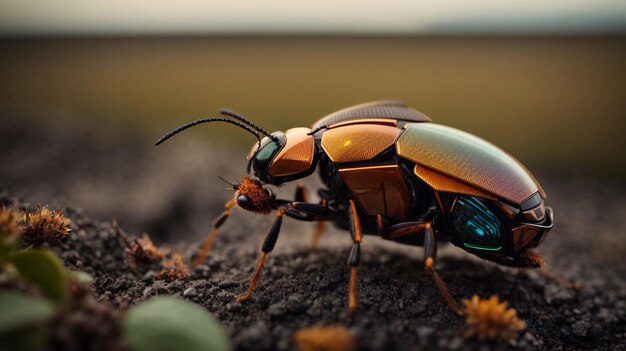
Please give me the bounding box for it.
[537,268,581,290]
[291,201,334,217]
[293,183,330,252]
[295,182,308,202]
[236,209,285,302]
[191,198,237,268]
[512,250,580,288]
[423,223,463,316]
[384,221,427,241]
[310,199,327,252]
[347,199,362,314]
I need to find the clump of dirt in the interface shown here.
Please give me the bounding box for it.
[1,182,625,350]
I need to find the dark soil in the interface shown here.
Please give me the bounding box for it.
[1,114,625,350]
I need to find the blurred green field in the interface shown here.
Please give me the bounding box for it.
[0,36,624,178]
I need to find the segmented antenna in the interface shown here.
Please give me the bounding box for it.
[154,117,261,146]
[218,176,238,189]
[220,108,279,144]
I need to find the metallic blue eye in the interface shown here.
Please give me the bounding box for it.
[237,195,251,208]
[451,196,503,251]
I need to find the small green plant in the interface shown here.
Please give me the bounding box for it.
[21,206,71,247]
[0,292,56,351]
[0,206,77,305]
[1,205,232,351]
[124,296,231,351]
[0,205,93,350]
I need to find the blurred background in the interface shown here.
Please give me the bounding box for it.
[1,1,625,242]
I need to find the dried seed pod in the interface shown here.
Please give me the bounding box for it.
[293,325,353,351]
[113,221,164,272]
[129,233,165,265]
[463,295,526,341]
[0,207,24,242]
[155,253,190,281]
[22,206,71,247]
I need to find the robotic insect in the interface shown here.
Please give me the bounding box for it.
[155,100,554,315]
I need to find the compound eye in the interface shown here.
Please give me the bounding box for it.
[237,195,251,208]
[451,196,504,251]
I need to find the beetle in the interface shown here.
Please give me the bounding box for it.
[155,100,554,315]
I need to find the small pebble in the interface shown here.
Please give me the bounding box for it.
[572,320,591,337]
[267,302,287,317]
[417,326,436,347]
[183,287,197,297]
[544,284,575,304]
[447,336,463,350]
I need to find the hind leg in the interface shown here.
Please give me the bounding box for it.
[516,251,581,290]
[423,223,463,316]
[376,216,462,315]
[294,183,328,252]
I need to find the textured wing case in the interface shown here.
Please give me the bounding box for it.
[311,100,431,129]
[396,123,544,205]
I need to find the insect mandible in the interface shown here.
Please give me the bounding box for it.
[155,100,554,315]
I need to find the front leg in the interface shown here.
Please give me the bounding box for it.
[192,198,237,268]
[236,208,285,302]
[236,192,335,302]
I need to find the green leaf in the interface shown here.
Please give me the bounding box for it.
[124,297,231,351]
[69,270,94,285]
[12,249,69,305]
[0,292,56,333]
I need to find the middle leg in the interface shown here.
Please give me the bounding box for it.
[294,183,328,251]
[347,199,362,314]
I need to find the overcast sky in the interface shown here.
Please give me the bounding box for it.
[1,0,625,35]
